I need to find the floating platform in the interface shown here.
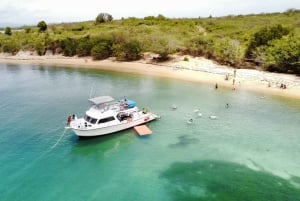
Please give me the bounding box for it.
[134,125,152,135]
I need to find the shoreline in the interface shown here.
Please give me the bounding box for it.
[1,53,300,99]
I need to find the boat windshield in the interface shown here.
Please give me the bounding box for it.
[84,115,98,124]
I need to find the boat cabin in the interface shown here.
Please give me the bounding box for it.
[82,96,137,127]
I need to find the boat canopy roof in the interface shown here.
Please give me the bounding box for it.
[89,96,115,105]
[125,99,136,108]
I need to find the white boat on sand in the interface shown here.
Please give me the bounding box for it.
[66,96,159,137]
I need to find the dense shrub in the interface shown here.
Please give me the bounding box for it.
[185,36,214,57]
[144,16,156,20]
[152,39,175,61]
[46,40,62,54]
[212,38,244,66]
[156,51,169,61]
[157,14,167,20]
[257,34,300,74]
[245,24,290,58]
[76,37,93,57]
[91,40,112,60]
[113,40,141,61]
[1,12,299,74]
[1,39,20,54]
[35,42,46,55]
[62,38,77,56]
[25,27,31,33]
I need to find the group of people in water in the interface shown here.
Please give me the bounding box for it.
[185,102,229,124]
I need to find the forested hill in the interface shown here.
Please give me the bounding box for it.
[0,10,299,74]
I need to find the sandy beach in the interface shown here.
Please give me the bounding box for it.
[1,51,300,99]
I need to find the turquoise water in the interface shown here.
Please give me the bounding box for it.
[1,64,300,201]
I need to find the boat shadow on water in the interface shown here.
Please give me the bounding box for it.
[74,129,132,143]
[69,129,136,158]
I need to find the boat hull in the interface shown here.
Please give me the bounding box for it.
[71,113,157,137]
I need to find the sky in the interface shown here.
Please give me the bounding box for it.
[0,0,299,27]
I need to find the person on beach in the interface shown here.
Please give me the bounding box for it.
[280,83,287,89]
[215,83,218,89]
[225,74,229,81]
[234,69,237,77]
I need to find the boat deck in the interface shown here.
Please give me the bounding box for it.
[134,125,152,135]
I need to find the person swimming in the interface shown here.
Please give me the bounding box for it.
[187,118,193,124]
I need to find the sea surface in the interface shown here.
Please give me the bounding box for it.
[1,63,300,201]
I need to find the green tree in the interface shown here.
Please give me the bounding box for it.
[76,36,93,57]
[25,27,31,33]
[95,13,113,24]
[62,38,77,56]
[113,40,141,61]
[153,38,177,61]
[246,24,290,58]
[157,14,167,20]
[144,16,156,20]
[37,21,47,32]
[4,27,12,36]
[35,42,46,55]
[186,36,214,57]
[258,34,300,74]
[91,41,112,60]
[1,39,20,54]
[212,38,244,66]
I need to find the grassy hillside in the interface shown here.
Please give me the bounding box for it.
[0,10,299,73]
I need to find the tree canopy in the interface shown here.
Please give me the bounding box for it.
[95,13,113,24]
[37,21,47,32]
[245,24,290,58]
[4,27,12,35]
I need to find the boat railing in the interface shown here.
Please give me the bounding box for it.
[92,100,136,113]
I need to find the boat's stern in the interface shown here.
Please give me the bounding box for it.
[65,115,84,129]
[70,118,86,129]
[150,112,160,120]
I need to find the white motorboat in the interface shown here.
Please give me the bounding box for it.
[66,96,159,137]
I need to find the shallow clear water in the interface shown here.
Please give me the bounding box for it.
[1,64,300,201]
